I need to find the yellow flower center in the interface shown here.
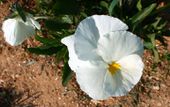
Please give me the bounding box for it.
[108,62,121,75]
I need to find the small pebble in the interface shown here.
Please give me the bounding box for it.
[152,86,160,90]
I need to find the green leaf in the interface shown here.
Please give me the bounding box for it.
[100,1,109,9]
[52,0,80,15]
[148,33,156,46]
[137,0,142,11]
[61,15,73,24]
[157,21,167,30]
[62,61,73,86]
[131,3,156,25]
[144,42,154,49]
[152,17,162,28]
[80,12,88,18]
[45,19,70,31]
[55,47,67,63]
[14,3,26,22]
[108,0,119,15]
[35,35,59,46]
[153,48,160,63]
[164,53,170,61]
[27,45,62,55]
[148,34,160,63]
[151,3,170,16]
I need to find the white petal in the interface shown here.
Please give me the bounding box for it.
[97,31,143,63]
[92,15,128,36]
[74,16,101,61]
[117,54,144,85]
[2,19,16,45]
[61,35,80,71]
[74,15,128,61]
[29,18,41,30]
[61,35,96,71]
[75,61,109,100]
[61,35,112,99]
[103,54,144,97]
[103,71,129,96]
[2,18,35,46]
[25,13,41,30]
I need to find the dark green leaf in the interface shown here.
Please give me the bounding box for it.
[14,3,26,22]
[164,53,170,61]
[62,61,73,86]
[131,3,156,25]
[80,12,88,18]
[55,47,67,63]
[108,0,119,15]
[35,35,59,46]
[152,17,162,28]
[27,45,62,55]
[163,30,170,36]
[45,19,70,31]
[151,3,170,16]
[52,0,80,15]
[151,17,167,30]
[100,1,109,9]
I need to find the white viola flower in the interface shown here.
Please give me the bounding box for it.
[61,15,144,100]
[2,13,40,46]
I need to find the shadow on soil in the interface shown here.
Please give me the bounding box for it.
[0,85,41,107]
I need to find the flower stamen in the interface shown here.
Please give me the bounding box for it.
[108,62,121,75]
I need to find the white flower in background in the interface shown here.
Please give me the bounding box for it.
[2,13,40,46]
[61,15,144,100]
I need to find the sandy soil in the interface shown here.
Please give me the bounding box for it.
[0,1,169,107]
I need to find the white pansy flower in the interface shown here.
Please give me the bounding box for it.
[61,15,144,100]
[2,13,40,46]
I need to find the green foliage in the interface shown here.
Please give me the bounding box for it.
[35,35,59,46]
[28,45,62,55]
[25,0,170,86]
[130,3,157,31]
[62,61,73,86]
[108,0,119,15]
[137,0,142,11]
[52,0,80,15]
[0,0,5,4]
[109,0,169,63]
[164,53,170,61]
[45,19,71,31]
[12,3,26,22]
[145,34,160,63]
